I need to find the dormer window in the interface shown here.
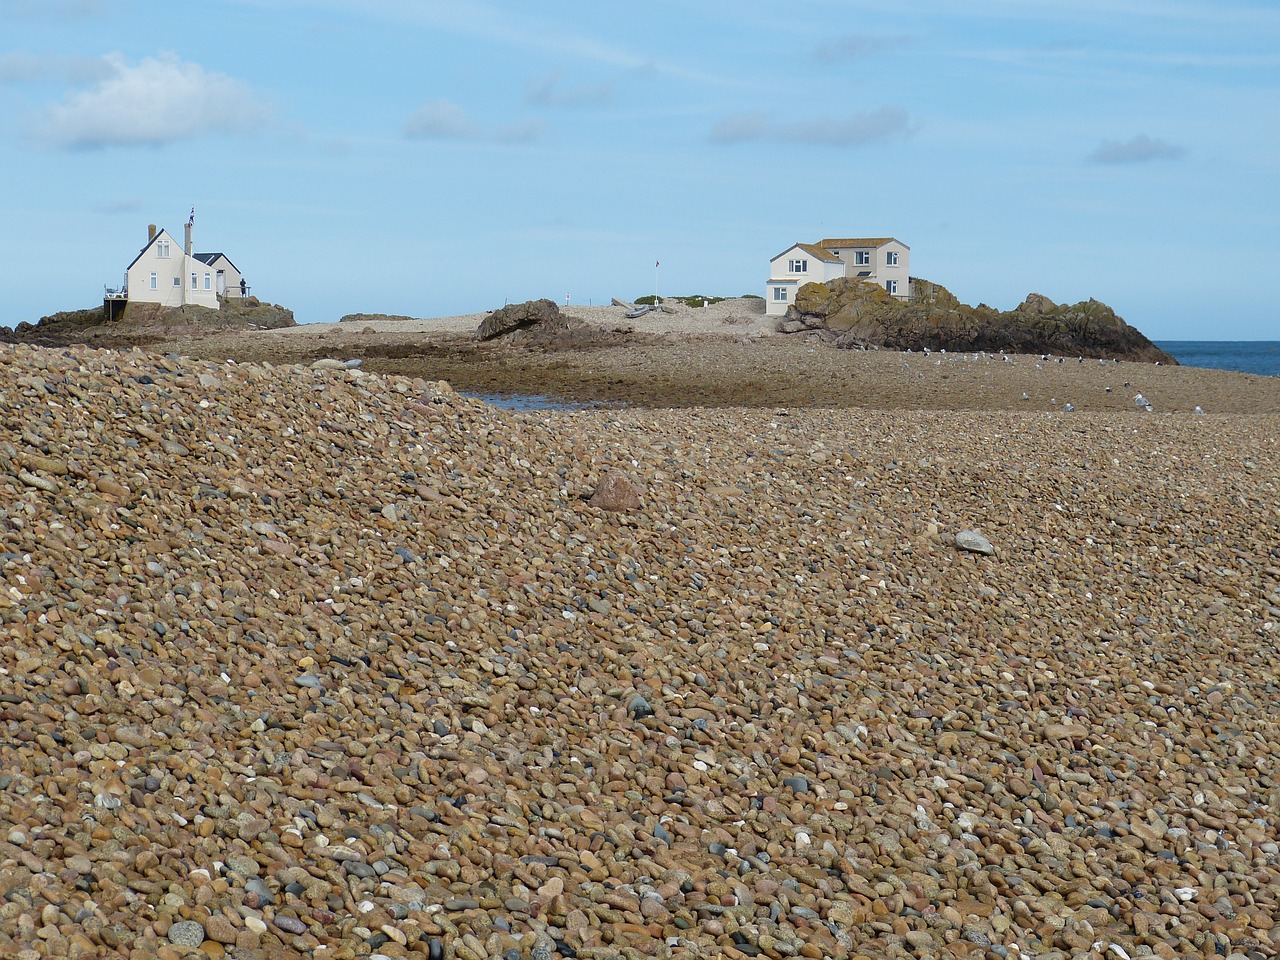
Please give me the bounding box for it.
[156,240,171,258]
[788,259,808,273]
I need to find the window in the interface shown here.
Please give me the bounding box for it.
[149,272,158,290]
[204,273,212,290]
[156,240,170,258]
[191,273,198,289]
[886,251,899,266]
[773,287,789,302]
[855,250,871,265]
[788,259,808,273]
[886,279,899,295]
[173,277,181,286]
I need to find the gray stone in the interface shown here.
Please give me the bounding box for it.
[168,920,206,948]
[955,530,995,555]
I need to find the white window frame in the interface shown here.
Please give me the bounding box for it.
[156,240,171,258]
[172,277,181,287]
[788,259,808,274]
[204,273,212,290]
[773,287,789,302]
[886,251,899,266]
[855,250,871,266]
[149,272,158,290]
[191,273,198,290]
[886,279,899,295]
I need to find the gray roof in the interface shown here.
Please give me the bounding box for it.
[194,252,241,274]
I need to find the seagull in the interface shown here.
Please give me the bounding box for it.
[1133,393,1146,407]
[1063,403,1075,412]
[1193,406,1205,415]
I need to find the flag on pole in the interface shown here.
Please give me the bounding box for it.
[188,206,195,226]
[655,261,660,267]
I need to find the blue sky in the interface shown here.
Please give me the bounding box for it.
[2,0,1277,338]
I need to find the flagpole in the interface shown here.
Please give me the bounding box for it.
[654,260,659,304]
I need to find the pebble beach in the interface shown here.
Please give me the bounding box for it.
[1,336,1279,960]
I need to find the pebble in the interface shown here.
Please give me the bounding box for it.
[166,920,205,948]
[954,529,996,554]
[0,341,1276,960]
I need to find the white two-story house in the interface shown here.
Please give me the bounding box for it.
[766,237,910,316]
[110,220,245,313]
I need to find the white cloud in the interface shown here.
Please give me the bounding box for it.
[36,53,269,148]
[1088,134,1185,163]
[404,100,479,139]
[711,107,913,147]
[0,50,113,85]
[525,70,613,107]
[814,33,910,63]
[497,118,546,143]
[405,99,544,143]
[98,197,142,214]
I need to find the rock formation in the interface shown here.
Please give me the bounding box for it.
[1,297,295,348]
[476,299,567,341]
[781,277,1175,363]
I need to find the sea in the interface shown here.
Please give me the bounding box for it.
[1157,341,1280,377]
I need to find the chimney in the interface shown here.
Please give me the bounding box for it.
[184,222,192,256]
[148,223,157,242]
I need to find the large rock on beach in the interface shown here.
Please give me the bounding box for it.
[0,339,1275,959]
[477,297,565,340]
[588,468,643,511]
[785,275,1176,362]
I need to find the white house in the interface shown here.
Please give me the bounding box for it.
[766,236,911,316]
[111,220,247,312]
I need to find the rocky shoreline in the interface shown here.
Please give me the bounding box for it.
[0,340,1278,959]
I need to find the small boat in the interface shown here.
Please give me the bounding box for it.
[625,304,652,319]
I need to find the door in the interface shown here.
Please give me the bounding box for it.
[216,270,226,296]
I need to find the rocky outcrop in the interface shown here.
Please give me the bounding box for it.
[1,297,294,348]
[782,277,1176,363]
[476,299,566,341]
